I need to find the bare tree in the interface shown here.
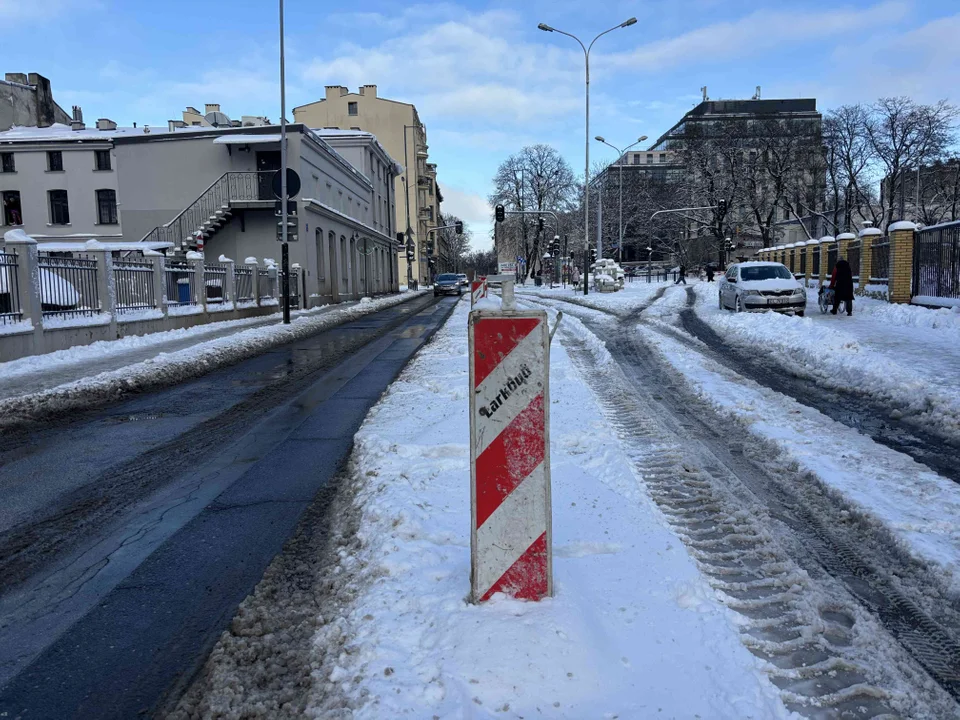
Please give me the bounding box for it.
[437,214,471,272]
[865,97,958,228]
[489,145,578,278]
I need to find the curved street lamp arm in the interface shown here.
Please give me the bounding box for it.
[548,27,587,56]
[588,21,634,53]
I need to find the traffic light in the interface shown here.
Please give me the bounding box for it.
[406,248,415,261]
[495,204,505,222]
[538,217,545,232]
[455,220,463,235]
[589,247,597,263]
[396,231,405,248]
[718,199,727,214]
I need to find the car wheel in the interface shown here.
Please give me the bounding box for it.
[434,292,439,297]
[735,295,744,313]
[796,311,805,317]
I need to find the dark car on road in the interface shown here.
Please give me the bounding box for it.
[434,273,463,297]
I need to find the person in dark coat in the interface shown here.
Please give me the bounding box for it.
[706,267,715,282]
[829,258,854,315]
[675,265,687,285]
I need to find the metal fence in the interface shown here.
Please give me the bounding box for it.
[871,240,890,283]
[847,241,861,282]
[0,249,22,325]
[203,263,228,304]
[234,265,254,303]
[164,262,195,306]
[827,243,838,276]
[798,249,807,276]
[913,221,960,300]
[281,267,301,310]
[114,258,155,313]
[812,246,821,279]
[37,254,100,319]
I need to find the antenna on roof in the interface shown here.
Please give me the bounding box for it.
[700,86,708,102]
[752,86,761,100]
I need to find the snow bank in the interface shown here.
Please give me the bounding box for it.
[517,280,670,316]
[641,324,960,597]
[308,300,788,718]
[691,284,960,442]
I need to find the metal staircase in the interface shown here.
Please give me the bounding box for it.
[140,171,274,250]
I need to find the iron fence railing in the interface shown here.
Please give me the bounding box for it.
[827,243,838,276]
[281,268,301,309]
[0,249,22,325]
[913,221,960,300]
[141,171,273,249]
[812,246,821,279]
[847,241,861,282]
[164,262,195,306]
[113,258,155,313]
[234,265,255,303]
[871,240,890,283]
[203,263,228,304]
[37,253,101,319]
[798,249,807,276]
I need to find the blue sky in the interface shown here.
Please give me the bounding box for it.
[4,0,959,249]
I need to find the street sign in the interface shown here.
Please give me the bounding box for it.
[274,200,297,216]
[499,262,517,275]
[469,309,552,602]
[272,168,301,199]
[470,278,488,306]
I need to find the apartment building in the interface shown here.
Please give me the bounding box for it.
[293,85,442,285]
[0,118,401,303]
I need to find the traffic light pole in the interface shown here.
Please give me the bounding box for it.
[279,0,290,325]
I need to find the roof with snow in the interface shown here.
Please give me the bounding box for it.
[0,123,209,144]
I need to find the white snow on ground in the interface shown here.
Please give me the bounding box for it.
[640,321,960,596]
[310,299,789,719]
[516,279,672,315]
[0,292,428,425]
[692,283,960,442]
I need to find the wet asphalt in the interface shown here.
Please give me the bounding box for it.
[0,294,458,719]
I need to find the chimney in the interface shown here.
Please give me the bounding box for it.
[361,84,377,99]
[4,73,28,85]
[71,105,85,131]
[185,106,199,115]
[96,118,117,131]
[167,119,187,131]
[205,103,220,114]
[29,73,57,127]
[324,85,343,100]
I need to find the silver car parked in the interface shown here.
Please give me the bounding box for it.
[719,262,807,316]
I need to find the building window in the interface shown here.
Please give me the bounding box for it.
[95,149,112,171]
[632,154,640,165]
[0,153,14,173]
[47,151,63,172]
[646,154,653,164]
[348,102,358,116]
[2,191,22,226]
[49,189,70,225]
[96,189,118,224]
[659,153,666,164]
[315,227,325,280]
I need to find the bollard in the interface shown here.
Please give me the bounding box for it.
[469,284,552,603]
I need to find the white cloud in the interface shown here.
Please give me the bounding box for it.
[440,185,494,250]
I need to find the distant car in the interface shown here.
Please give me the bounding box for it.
[434,273,463,297]
[719,262,806,316]
[456,273,468,286]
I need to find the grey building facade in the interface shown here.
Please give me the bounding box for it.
[0,121,401,304]
[1,72,71,132]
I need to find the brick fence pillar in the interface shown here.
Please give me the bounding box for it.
[819,236,833,281]
[888,221,917,304]
[805,240,815,286]
[858,227,882,292]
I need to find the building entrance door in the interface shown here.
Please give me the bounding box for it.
[256,151,281,200]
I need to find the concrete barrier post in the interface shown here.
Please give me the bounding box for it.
[888,221,917,304]
[3,231,44,342]
[89,247,118,338]
[143,250,168,317]
[223,260,236,305]
[247,260,261,306]
[189,258,206,310]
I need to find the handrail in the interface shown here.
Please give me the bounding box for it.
[140,171,273,245]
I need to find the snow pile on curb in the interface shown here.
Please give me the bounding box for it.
[692,284,960,442]
[0,292,428,426]
[308,300,788,718]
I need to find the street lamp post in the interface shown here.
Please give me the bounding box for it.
[278,0,290,324]
[538,17,637,295]
[595,135,647,263]
[402,123,422,289]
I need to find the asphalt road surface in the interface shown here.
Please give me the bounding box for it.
[0,293,457,719]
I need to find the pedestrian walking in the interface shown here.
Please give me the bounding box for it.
[706,267,715,282]
[829,258,854,316]
[572,266,580,288]
[674,265,687,285]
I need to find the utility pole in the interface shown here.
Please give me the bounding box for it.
[279,0,290,324]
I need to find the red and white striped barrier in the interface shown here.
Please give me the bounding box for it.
[470,277,488,306]
[469,309,552,602]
